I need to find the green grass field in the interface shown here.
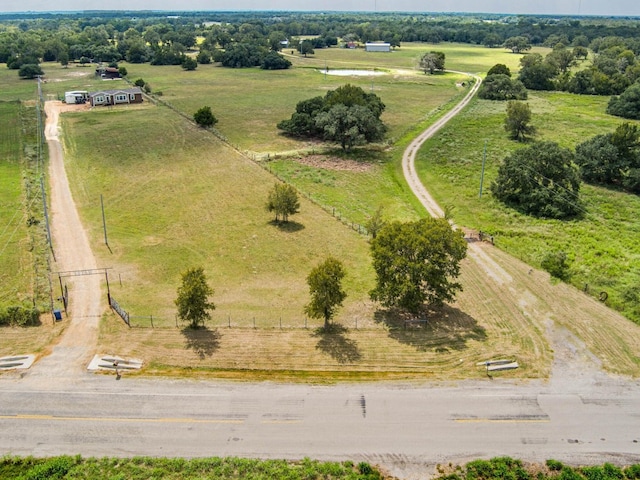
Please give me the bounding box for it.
[0,101,33,308]
[61,105,375,325]
[3,41,640,378]
[414,92,640,323]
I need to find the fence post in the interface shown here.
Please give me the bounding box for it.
[280,317,282,330]
[305,317,307,329]
[253,317,256,329]
[151,315,154,328]
[228,315,231,328]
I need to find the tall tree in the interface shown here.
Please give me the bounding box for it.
[315,104,386,151]
[419,51,445,74]
[175,267,215,329]
[504,100,535,141]
[304,257,347,329]
[503,36,531,54]
[369,218,467,314]
[266,182,300,223]
[491,141,582,219]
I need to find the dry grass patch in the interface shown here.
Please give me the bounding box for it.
[0,322,66,362]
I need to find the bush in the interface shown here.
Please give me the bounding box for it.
[624,464,640,479]
[541,251,571,280]
[193,106,218,128]
[18,64,43,79]
[20,456,74,480]
[547,460,564,471]
[134,78,145,87]
[0,306,40,326]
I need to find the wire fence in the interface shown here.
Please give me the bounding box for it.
[125,313,369,331]
[139,88,371,239]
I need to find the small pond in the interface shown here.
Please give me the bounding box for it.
[319,69,386,76]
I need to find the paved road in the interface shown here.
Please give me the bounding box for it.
[1,375,639,476]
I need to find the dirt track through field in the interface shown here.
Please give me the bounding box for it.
[403,74,640,382]
[24,102,101,384]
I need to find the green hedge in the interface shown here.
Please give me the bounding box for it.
[0,306,40,326]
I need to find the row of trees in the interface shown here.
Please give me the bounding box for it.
[176,216,467,330]
[278,84,387,151]
[5,12,640,72]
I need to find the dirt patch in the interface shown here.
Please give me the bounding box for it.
[293,154,374,172]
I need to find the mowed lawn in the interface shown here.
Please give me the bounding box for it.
[61,102,557,380]
[61,105,375,325]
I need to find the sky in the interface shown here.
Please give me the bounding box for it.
[1,0,639,16]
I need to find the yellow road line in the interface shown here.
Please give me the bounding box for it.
[0,415,244,424]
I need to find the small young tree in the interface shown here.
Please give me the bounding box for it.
[193,106,218,127]
[504,100,536,141]
[182,56,198,71]
[134,78,146,88]
[118,66,128,76]
[266,182,300,223]
[365,205,386,239]
[299,40,315,57]
[175,267,215,329]
[304,257,347,330]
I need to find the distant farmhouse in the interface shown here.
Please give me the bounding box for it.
[95,65,121,79]
[365,42,391,52]
[64,87,144,107]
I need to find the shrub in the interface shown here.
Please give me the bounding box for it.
[193,106,218,128]
[547,459,564,471]
[0,306,40,326]
[541,251,571,280]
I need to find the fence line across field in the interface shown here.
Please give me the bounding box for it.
[125,314,367,330]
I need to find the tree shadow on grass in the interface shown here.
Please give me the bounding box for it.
[313,323,362,364]
[374,304,487,353]
[268,220,305,232]
[181,326,221,359]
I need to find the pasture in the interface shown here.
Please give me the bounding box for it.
[0,101,31,307]
[2,42,640,380]
[414,92,640,324]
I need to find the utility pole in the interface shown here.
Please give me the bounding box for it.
[479,140,487,198]
[101,194,109,247]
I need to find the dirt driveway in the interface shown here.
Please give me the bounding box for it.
[24,101,101,385]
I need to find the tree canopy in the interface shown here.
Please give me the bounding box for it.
[504,36,531,54]
[369,218,467,314]
[607,83,640,120]
[175,267,215,329]
[304,257,347,329]
[491,141,583,219]
[478,74,528,101]
[260,50,291,70]
[419,51,445,74]
[575,122,640,193]
[278,84,386,150]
